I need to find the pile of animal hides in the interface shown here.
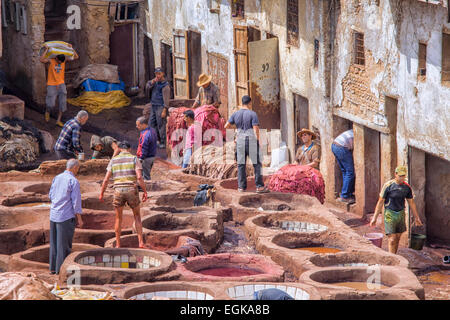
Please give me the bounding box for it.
[0,117,45,171]
[167,105,226,160]
[184,141,254,180]
[267,164,325,203]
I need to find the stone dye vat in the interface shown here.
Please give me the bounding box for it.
[120,282,216,300]
[145,180,190,192]
[270,232,347,255]
[148,191,198,209]
[0,207,49,255]
[73,210,136,246]
[308,251,409,269]
[176,253,284,282]
[59,248,174,285]
[225,283,320,300]
[8,243,100,272]
[245,211,332,240]
[299,266,425,300]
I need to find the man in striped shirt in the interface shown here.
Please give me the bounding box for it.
[54,110,89,160]
[99,141,148,248]
[332,129,355,203]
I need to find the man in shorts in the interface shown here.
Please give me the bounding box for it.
[370,166,423,254]
[40,45,79,127]
[99,141,148,248]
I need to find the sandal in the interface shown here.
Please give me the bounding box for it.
[238,188,245,193]
[256,187,270,194]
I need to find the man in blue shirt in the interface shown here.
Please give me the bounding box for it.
[225,95,269,193]
[48,159,83,274]
[136,116,157,180]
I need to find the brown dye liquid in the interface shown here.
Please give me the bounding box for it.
[13,202,51,208]
[294,247,342,254]
[196,266,262,277]
[329,281,389,291]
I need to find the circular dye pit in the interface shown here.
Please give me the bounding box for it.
[226,283,313,300]
[294,247,342,254]
[142,213,208,232]
[123,283,215,300]
[59,248,174,285]
[196,266,263,277]
[152,192,197,208]
[239,194,293,211]
[273,220,327,233]
[271,232,346,255]
[308,251,407,268]
[301,268,399,292]
[12,202,51,208]
[0,209,47,230]
[79,211,134,230]
[22,182,100,195]
[145,180,189,192]
[176,253,284,282]
[146,206,209,218]
[9,243,100,271]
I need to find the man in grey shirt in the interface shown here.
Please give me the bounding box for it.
[225,95,268,193]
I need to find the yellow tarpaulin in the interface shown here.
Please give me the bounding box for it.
[67,90,131,115]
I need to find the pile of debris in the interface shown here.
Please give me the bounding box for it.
[0,117,45,172]
[267,164,325,203]
[184,141,254,180]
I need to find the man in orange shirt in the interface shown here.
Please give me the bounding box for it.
[40,45,79,127]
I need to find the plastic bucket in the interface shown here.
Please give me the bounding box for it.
[364,233,383,248]
[410,233,426,250]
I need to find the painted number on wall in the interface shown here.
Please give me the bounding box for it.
[261,63,269,73]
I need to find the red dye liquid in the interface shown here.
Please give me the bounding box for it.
[196,266,262,277]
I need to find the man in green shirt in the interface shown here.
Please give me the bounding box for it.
[370,166,423,254]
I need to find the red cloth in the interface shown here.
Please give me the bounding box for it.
[166,105,226,156]
[267,164,325,204]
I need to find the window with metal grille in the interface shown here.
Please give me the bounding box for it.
[287,0,299,47]
[418,43,427,79]
[442,33,450,82]
[314,39,319,68]
[232,0,245,19]
[354,32,365,65]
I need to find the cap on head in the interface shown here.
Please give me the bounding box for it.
[118,141,131,149]
[242,95,252,105]
[395,166,407,176]
[183,110,195,120]
[155,67,164,74]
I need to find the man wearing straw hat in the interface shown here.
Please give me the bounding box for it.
[192,73,221,108]
[370,165,423,254]
[295,128,320,170]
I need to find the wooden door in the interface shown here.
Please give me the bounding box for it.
[110,23,135,88]
[173,29,189,99]
[233,25,248,107]
[248,38,280,129]
[207,52,229,118]
[161,42,174,99]
[188,30,202,99]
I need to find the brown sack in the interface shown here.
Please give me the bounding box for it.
[73,64,121,88]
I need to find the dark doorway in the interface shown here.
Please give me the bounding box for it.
[332,116,353,199]
[44,0,67,42]
[293,93,309,152]
[160,42,174,99]
[248,26,261,42]
[425,154,450,246]
[364,127,381,214]
[187,30,202,99]
[110,23,136,89]
[144,36,155,85]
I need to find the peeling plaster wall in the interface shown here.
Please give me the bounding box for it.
[145,0,325,164]
[332,0,450,165]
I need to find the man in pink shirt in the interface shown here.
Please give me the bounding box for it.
[182,110,196,168]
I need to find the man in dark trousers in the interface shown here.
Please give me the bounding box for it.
[145,67,171,149]
[225,95,269,194]
[136,116,157,180]
[48,159,83,274]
